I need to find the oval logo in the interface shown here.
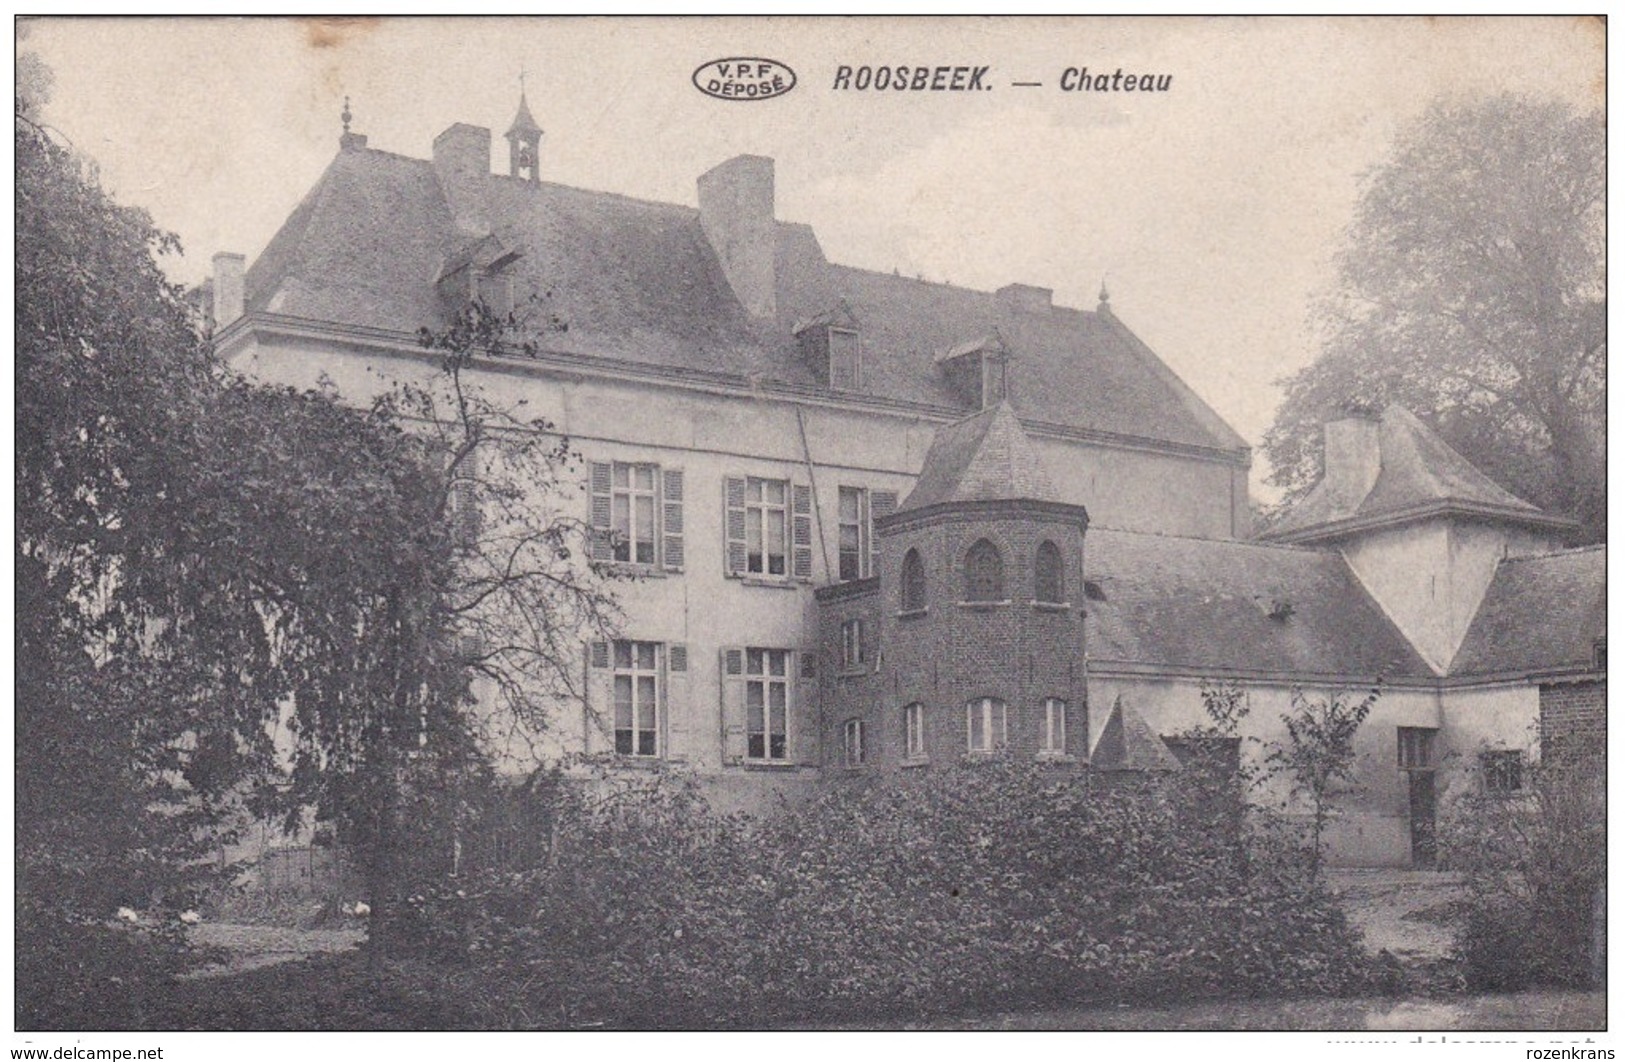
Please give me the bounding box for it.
[693,57,797,102]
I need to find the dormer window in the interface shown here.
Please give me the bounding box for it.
[935,332,1011,409]
[794,302,862,391]
[436,237,523,319]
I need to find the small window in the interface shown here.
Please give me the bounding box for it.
[901,548,927,613]
[966,697,1008,753]
[1041,698,1067,755]
[903,702,925,760]
[838,487,869,581]
[1398,727,1436,770]
[841,618,865,670]
[1481,750,1523,793]
[613,641,661,757]
[843,718,866,767]
[1035,540,1065,604]
[829,328,861,391]
[964,539,1004,602]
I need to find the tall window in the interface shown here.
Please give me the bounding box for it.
[1398,727,1436,770]
[964,539,1004,602]
[1041,697,1067,754]
[1035,540,1065,604]
[838,487,869,581]
[841,618,865,670]
[903,702,925,760]
[901,548,927,612]
[843,718,866,767]
[829,328,861,390]
[611,463,658,565]
[746,648,790,760]
[966,697,1008,753]
[745,478,788,577]
[613,641,661,757]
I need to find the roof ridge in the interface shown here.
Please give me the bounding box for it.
[1089,526,1331,554]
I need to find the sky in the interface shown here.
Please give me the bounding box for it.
[22,16,1604,498]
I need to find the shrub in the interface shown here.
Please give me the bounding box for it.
[1440,754,1605,990]
[397,760,1373,1027]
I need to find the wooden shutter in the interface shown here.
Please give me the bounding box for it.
[870,489,898,577]
[724,477,747,576]
[792,483,814,581]
[584,640,615,756]
[588,462,614,562]
[795,649,821,766]
[663,642,689,762]
[661,468,685,572]
[720,647,747,764]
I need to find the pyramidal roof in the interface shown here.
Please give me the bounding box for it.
[506,92,542,137]
[1264,405,1576,543]
[897,402,1060,512]
[1090,696,1182,772]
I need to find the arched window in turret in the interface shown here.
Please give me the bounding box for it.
[964,538,1004,602]
[901,548,927,613]
[1035,540,1065,604]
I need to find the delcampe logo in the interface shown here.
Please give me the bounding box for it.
[692,57,797,101]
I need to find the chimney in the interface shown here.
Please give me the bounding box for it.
[697,155,776,319]
[1322,413,1381,507]
[432,123,493,236]
[996,283,1053,314]
[212,252,245,329]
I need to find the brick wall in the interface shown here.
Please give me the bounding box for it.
[1540,679,1606,766]
[822,502,1088,773]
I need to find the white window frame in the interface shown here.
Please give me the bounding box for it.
[1041,697,1067,755]
[1398,726,1437,770]
[966,697,1008,754]
[903,702,926,761]
[745,647,791,761]
[612,640,662,758]
[745,477,790,578]
[840,618,865,671]
[843,718,865,767]
[610,462,659,566]
[1480,749,1524,794]
[837,486,870,581]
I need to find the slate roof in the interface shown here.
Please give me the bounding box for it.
[1266,406,1573,542]
[1083,529,1435,681]
[899,402,1060,511]
[242,141,1248,456]
[1450,546,1606,679]
[1090,696,1182,771]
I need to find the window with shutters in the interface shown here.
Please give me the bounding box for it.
[843,718,866,767]
[725,476,811,581]
[900,548,927,614]
[1034,540,1065,604]
[448,478,481,548]
[966,697,1008,754]
[613,641,661,757]
[588,461,684,571]
[1040,697,1067,756]
[745,648,791,761]
[963,539,1004,602]
[903,702,926,762]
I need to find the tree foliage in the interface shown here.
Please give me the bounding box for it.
[1264,686,1379,878]
[1265,95,1604,540]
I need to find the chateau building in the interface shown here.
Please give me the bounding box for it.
[212,97,1603,867]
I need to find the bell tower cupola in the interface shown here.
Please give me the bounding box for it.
[504,79,543,183]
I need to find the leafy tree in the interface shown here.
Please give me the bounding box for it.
[1264,686,1379,878]
[1265,95,1604,540]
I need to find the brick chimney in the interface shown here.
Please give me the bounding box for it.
[1322,414,1381,508]
[212,252,245,329]
[432,123,492,236]
[697,155,776,320]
